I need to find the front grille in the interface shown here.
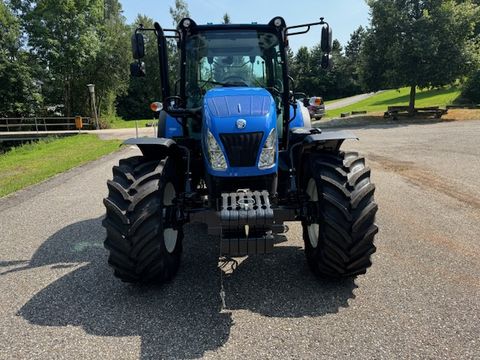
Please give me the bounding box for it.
[220,132,263,167]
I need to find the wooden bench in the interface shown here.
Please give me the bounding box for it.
[384,106,448,120]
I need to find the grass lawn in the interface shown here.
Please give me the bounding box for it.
[0,134,121,197]
[106,117,155,129]
[326,86,461,118]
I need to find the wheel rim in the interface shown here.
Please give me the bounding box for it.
[164,228,178,254]
[163,182,177,254]
[163,182,175,206]
[306,178,319,248]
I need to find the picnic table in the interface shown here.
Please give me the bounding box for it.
[384,106,448,120]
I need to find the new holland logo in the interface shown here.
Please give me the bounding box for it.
[236,119,247,129]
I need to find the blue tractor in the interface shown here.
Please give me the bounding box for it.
[103,17,378,284]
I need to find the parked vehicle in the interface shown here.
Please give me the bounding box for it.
[304,96,326,120]
[102,16,378,285]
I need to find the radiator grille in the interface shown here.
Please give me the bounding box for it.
[220,132,263,167]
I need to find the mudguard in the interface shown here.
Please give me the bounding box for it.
[303,130,358,144]
[303,129,358,151]
[289,127,358,153]
[123,137,177,158]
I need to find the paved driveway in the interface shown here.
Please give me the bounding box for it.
[0,120,479,359]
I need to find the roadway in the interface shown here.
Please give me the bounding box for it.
[325,91,382,111]
[0,119,479,359]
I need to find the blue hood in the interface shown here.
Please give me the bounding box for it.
[206,88,273,118]
[203,87,276,131]
[202,87,278,177]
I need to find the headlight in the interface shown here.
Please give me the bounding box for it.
[258,129,277,169]
[207,131,227,171]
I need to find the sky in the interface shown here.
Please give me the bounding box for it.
[119,0,371,52]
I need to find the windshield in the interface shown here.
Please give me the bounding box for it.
[185,29,284,107]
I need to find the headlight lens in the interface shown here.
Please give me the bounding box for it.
[259,129,277,169]
[207,131,227,171]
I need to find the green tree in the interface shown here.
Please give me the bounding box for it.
[169,0,189,27]
[462,70,480,103]
[286,47,297,80]
[118,1,190,119]
[361,0,478,113]
[343,26,366,92]
[86,0,130,117]
[117,15,162,119]
[294,40,354,100]
[223,13,231,24]
[310,40,352,99]
[168,0,190,92]
[294,47,314,95]
[0,1,41,117]
[12,0,129,118]
[21,0,104,116]
[459,0,480,102]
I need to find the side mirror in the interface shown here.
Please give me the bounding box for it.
[321,54,333,70]
[131,33,145,59]
[321,25,333,53]
[130,62,146,77]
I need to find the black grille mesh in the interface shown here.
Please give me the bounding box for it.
[220,132,263,167]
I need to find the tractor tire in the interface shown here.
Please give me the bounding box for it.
[102,156,183,283]
[302,151,378,278]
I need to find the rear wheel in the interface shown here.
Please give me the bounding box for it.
[102,156,183,283]
[302,151,378,278]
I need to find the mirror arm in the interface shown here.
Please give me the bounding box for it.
[288,75,296,93]
[134,23,145,34]
[287,25,311,37]
[286,18,328,37]
[135,26,180,40]
[158,28,181,40]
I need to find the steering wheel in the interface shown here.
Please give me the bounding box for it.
[222,76,249,87]
[163,96,185,109]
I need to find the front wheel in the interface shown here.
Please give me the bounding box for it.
[102,156,183,283]
[302,151,378,278]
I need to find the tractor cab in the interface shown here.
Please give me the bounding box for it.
[182,21,287,136]
[130,17,333,145]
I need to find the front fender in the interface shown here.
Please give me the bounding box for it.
[303,130,358,144]
[123,137,177,159]
[303,130,358,152]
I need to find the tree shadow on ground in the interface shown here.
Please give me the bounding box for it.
[13,217,356,359]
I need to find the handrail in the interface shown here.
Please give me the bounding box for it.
[0,117,91,132]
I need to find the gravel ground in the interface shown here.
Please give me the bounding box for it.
[0,120,479,359]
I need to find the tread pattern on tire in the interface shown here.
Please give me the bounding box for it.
[102,156,183,283]
[303,151,378,277]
